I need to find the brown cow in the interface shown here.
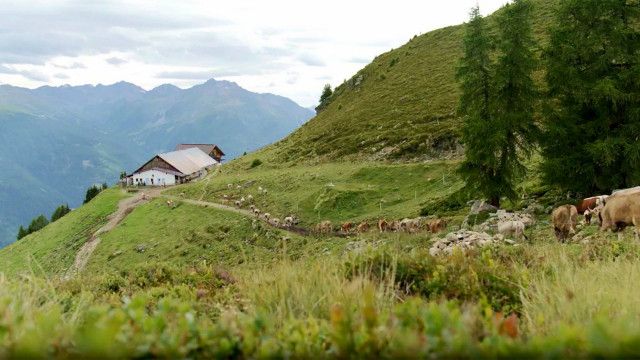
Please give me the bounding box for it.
[356,222,370,233]
[341,222,354,234]
[315,220,333,234]
[576,196,600,214]
[378,219,389,233]
[551,205,578,242]
[599,193,640,240]
[427,219,447,234]
[388,220,400,232]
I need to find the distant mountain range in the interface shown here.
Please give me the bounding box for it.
[0,79,314,247]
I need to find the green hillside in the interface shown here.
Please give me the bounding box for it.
[261,0,556,163]
[3,0,640,357]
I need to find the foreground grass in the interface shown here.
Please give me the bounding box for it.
[0,189,128,276]
[2,236,640,357]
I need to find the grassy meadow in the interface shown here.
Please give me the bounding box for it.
[1,160,640,357]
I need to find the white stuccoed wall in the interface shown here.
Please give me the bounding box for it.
[132,169,177,186]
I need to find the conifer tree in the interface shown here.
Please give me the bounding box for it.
[84,185,101,204]
[491,0,539,198]
[27,215,49,234]
[319,84,333,104]
[541,0,640,194]
[51,204,71,222]
[457,6,503,206]
[16,226,27,240]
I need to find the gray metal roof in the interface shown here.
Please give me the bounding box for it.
[158,147,216,175]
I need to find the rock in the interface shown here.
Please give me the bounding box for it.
[135,244,146,253]
[469,200,498,215]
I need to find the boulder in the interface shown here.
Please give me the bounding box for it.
[469,200,498,215]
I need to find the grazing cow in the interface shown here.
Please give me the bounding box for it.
[227,183,233,189]
[427,219,447,234]
[497,220,527,241]
[611,186,640,198]
[584,209,592,225]
[316,220,332,234]
[378,219,389,233]
[599,193,640,240]
[249,204,256,211]
[576,196,601,214]
[551,205,578,242]
[356,222,370,233]
[234,200,242,207]
[263,213,271,221]
[284,216,295,227]
[271,218,281,227]
[253,208,261,216]
[341,222,354,234]
[399,218,412,232]
[247,194,254,202]
[388,220,400,232]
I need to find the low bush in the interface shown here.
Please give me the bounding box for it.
[249,159,263,168]
[344,248,524,314]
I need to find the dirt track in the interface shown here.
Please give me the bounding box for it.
[65,189,161,278]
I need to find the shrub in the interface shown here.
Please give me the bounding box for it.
[83,185,102,204]
[249,159,263,168]
[345,248,524,314]
[51,204,71,222]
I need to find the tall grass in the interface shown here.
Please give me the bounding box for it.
[522,244,640,336]
[236,257,398,323]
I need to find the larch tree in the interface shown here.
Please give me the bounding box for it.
[541,0,640,194]
[457,6,503,207]
[491,0,539,199]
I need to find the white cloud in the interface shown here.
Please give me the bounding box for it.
[0,0,511,107]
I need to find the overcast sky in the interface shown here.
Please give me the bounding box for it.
[0,0,510,107]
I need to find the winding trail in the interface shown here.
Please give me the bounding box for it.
[162,195,328,237]
[65,189,161,278]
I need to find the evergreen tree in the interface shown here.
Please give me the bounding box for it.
[541,0,640,194]
[101,182,109,190]
[27,215,49,234]
[491,0,539,198]
[16,226,27,240]
[84,185,101,204]
[456,7,504,206]
[51,204,71,222]
[319,84,333,104]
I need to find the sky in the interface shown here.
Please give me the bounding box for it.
[0,0,510,107]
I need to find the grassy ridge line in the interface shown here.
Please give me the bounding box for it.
[0,189,128,276]
[251,0,557,163]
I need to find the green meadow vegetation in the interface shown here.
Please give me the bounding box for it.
[0,0,639,357]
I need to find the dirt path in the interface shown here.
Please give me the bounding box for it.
[162,195,345,237]
[65,189,162,278]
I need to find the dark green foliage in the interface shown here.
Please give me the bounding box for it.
[457,3,539,206]
[492,0,539,194]
[51,204,71,222]
[319,83,333,104]
[541,0,640,194]
[346,249,523,313]
[119,171,127,180]
[101,183,108,190]
[84,185,102,204]
[249,159,263,168]
[16,226,27,240]
[456,7,503,206]
[27,215,49,235]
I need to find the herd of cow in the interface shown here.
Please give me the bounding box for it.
[552,186,640,241]
[313,217,448,235]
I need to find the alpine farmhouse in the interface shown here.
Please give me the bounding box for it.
[125,144,224,186]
